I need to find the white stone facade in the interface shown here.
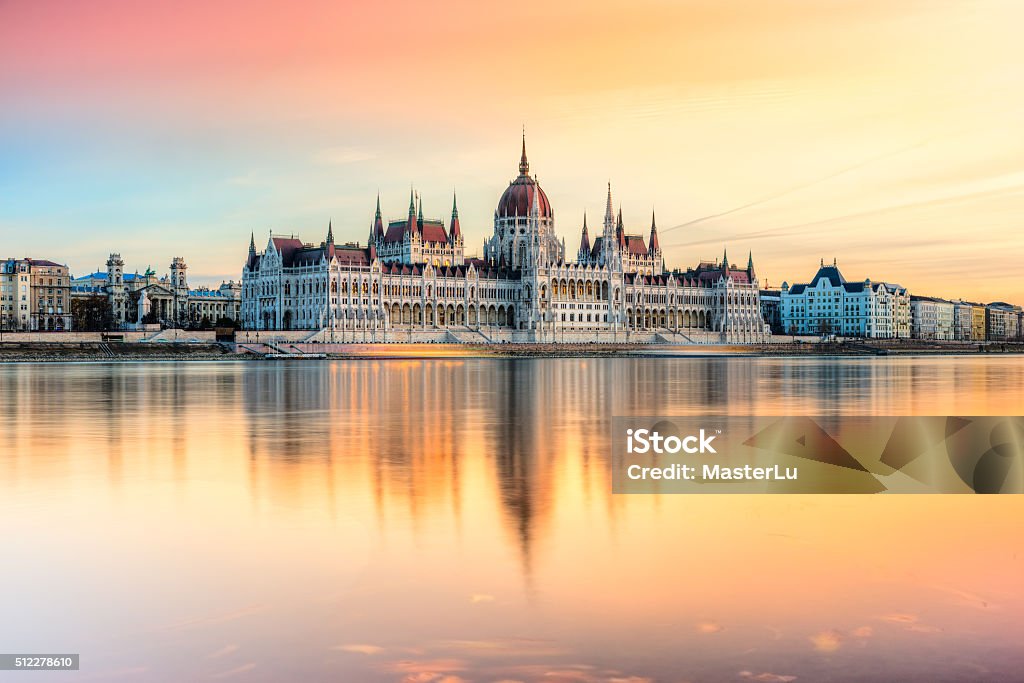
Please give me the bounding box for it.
[780,260,910,338]
[910,296,955,340]
[241,140,769,343]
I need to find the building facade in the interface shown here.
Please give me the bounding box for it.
[1,257,72,331]
[986,303,1022,341]
[950,300,985,341]
[241,139,769,343]
[780,260,910,338]
[910,296,955,340]
[72,255,241,329]
[759,290,783,334]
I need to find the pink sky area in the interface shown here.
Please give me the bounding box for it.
[2,0,1022,302]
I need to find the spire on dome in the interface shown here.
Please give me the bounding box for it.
[648,210,660,252]
[519,129,529,176]
[449,191,461,240]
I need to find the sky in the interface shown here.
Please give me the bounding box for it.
[1,0,1022,302]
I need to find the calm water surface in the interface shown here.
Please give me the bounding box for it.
[1,357,1023,682]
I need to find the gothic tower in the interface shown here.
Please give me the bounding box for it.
[106,253,126,327]
[170,256,188,325]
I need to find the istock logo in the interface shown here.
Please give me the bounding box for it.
[626,428,718,454]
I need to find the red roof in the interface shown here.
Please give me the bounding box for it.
[271,237,304,266]
[697,268,751,284]
[383,221,409,243]
[497,176,552,218]
[420,220,449,244]
[625,236,649,256]
[335,246,369,267]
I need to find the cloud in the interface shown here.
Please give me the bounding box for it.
[696,621,724,634]
[739,672,797,682]
[385,659,468,674]
[809,629,843,652]
[210,663,257,679]
[878,613,943,634]
[333,644,385,655]
[879,613,918,624]
[205,644,239,659]
[433,639,566,658]
[400,675,468,683]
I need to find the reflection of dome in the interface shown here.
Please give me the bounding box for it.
[496,138,553,219]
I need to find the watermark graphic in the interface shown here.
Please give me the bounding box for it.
[611,416,1024,494]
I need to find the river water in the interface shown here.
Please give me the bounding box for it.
[1,357,1022,682]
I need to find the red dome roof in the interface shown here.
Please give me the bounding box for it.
[496,136,553,219]
[497,176,552,219]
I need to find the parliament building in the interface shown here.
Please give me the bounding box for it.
[241,139,769,343]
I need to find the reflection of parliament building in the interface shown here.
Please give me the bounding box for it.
[241,138,769,342]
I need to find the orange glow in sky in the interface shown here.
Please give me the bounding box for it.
[2,0,1022,302]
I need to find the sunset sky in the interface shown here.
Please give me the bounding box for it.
[2,0,1022,301]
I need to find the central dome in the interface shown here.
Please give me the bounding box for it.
[496,137,552,219]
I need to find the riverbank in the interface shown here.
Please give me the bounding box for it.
[3,339,1024,362]
[0,341,243,363]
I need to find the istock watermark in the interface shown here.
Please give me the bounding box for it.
[626,427,719,454]
[611,416,1024,494]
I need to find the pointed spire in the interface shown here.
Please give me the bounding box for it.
[648,209,660,252]
[604,182,614,228]
[326,219,334,245]
[408,186,416,216]
[519,129,529,175]
[449,191,461,240]
[248,231,256,255]
[747,250,754,273]
[373,193,385,238]
[579,212,591,254]
[722,247,729,271]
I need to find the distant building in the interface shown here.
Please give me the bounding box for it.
[759,290,783,334]
[780,260,909,338]
[72,255,240,329]
[950,300,985,341]
[910,296,955,340]
[986,302,1021,341]
[1,257,72,331]
[241,137,769,342]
